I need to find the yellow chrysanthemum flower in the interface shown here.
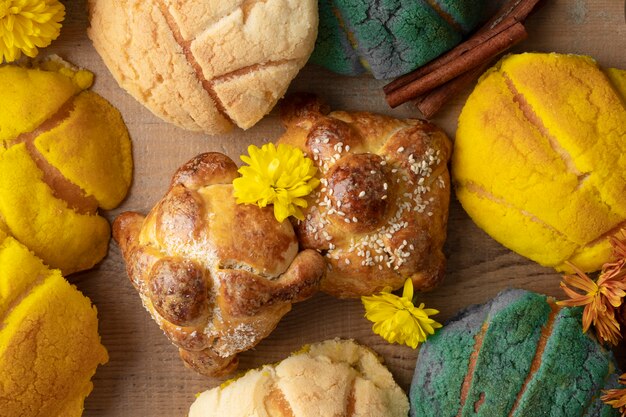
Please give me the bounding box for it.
[0,0,65,63]
[233,143,320,222]
[362,279,442,349]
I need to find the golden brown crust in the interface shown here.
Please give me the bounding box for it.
[277,94,452,297]
[113,152,325,376]
[218,249,325,317]
[178,347,239,378]
[170,152,239,190]
[149,257,209,327]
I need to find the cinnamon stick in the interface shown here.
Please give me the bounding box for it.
[415,64,489,118]
[385,21,527,108]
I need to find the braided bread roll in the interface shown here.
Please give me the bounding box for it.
[113,153,325,376]
[189,339,409,417]
[277,95,452,297]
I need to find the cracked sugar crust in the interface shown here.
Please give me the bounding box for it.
[454,53,626,272]
[87,0,318,134]
[189,339,409,417]
[410,289,620,417]
[0,235,108,417]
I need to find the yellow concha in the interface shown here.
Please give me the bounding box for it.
[0,59,132,274]
[454,53,626,272]
[0,144,111,274]
[0,234,108,417]
[33,90,133,209]
[0,63,90,143]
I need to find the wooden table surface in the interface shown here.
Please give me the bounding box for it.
[43,1,626,415]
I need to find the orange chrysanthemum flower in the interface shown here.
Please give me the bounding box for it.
[605,229,626,278]
[557,231,626,346]
[602,373,626,416]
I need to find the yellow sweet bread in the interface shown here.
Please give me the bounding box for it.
[454,53,626,272]
[0,58,133,274]
[0,232,108,417]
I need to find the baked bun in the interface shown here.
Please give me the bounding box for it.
[189,339,409,417]
[88,0,318,134]
[410,289,621,417]
[113,153,325,377]
[454,53,626,272]
[0,58,132,275]
[277,94,452,297]
[0,228,108,416]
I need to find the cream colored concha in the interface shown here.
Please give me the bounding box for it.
[87,0,318,134]
[189,339,409,417]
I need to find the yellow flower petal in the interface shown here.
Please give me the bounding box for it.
[402,278,414,300]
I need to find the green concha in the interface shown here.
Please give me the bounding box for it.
[410,289,621,417]
[310,0,497,80]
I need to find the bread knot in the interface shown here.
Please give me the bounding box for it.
[113,152,325,377]
[279,94,452,297]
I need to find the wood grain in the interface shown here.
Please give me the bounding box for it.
[38,1,626,415]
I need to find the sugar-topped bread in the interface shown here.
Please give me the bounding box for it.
[189,339,409,417]
[88,0,318,134]
[113,153,325,377]
[277,94,452,297]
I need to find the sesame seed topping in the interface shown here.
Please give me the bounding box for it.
[398,146,405,153]
[307,144,442,272]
